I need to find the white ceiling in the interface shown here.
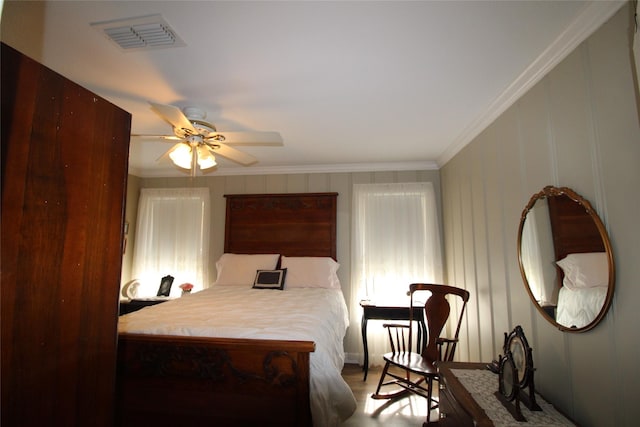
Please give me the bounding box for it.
[1,1,624,177]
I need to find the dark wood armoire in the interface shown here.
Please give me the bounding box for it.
[1,43,131,426]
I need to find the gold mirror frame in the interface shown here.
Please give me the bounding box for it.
[517,186,615,332]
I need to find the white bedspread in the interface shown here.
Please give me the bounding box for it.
[118,285,357,426]
[555,285,607,329]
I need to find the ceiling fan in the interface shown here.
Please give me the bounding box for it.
[132,102,283,176]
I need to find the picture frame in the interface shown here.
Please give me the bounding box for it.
[157,275,174,297]
[495,350,525,422]
[252,269,287,290]
[502,325,541,411]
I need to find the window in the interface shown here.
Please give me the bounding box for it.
[131,188,210,297]
[351,182,443,365]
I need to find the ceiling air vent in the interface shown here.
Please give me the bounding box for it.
[91,14,185,51]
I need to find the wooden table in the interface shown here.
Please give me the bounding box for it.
[435,362,492,426]
[359,300,427,380]
[435,362,576,426]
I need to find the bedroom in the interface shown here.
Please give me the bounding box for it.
[2,1,639,426]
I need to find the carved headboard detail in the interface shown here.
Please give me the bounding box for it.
[223,193,338,260]
[547,192,605,289]
[547,193,605,262]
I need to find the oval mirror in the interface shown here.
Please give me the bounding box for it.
[517,186,614,332]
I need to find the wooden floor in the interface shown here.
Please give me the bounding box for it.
[340,364,437,426]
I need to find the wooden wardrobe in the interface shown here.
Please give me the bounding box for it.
[1,43,131,426]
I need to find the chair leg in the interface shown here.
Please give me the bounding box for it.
[372,362,411,399]
[372,364,414,400]
[425,377,433,425]
[372,361,391,397]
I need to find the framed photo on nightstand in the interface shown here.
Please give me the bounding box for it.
[157,275,174,297]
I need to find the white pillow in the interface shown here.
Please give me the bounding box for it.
[556,252,608,290]
[214,253,280,285]
[280,256,341,289]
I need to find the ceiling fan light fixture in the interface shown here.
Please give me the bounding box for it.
[138,102,279,173]
[197,146,217,170]
[169,143,192,169]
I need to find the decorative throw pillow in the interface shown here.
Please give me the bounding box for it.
[253,269,287,290]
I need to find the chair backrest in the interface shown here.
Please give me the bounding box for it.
[408,283,470,362]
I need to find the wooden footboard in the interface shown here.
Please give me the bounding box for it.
[116,333,315,427]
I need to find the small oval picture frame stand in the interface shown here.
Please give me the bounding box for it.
[504,326,542,410]
[495,349,525,421]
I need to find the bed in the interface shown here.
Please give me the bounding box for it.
[116,192,356,427]
[555,282,607,329]
[547,193,609,329]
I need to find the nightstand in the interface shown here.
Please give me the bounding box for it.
[119,299,170,315]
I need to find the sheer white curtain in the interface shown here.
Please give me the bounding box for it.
[131,188,210,297]
[351,182,443,367]
[521,201,557,306]
[521,210,547,303]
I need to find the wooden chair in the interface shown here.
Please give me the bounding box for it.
[371,283,470,425]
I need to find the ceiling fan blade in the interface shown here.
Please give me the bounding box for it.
[149,102,196,134]
[156,142,183,162]
[213,144,258,166]
[213,131,283,146]
[131,134,182,141]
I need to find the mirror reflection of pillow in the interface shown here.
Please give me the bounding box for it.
[556,252,608,290]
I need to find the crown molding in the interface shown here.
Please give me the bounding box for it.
[130,160,440,178]
[436,0,626,168]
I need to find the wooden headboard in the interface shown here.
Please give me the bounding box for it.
[547,192,605,290]
[223,193,338,260]
[547,193,605,263]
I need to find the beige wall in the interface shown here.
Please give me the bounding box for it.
[123,169,441,359]
[441,5,639,426]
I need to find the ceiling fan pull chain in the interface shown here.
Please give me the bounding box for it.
[190,146,198,178]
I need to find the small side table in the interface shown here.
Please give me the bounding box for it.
[360,300,427,381]
[119,298,170,315]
